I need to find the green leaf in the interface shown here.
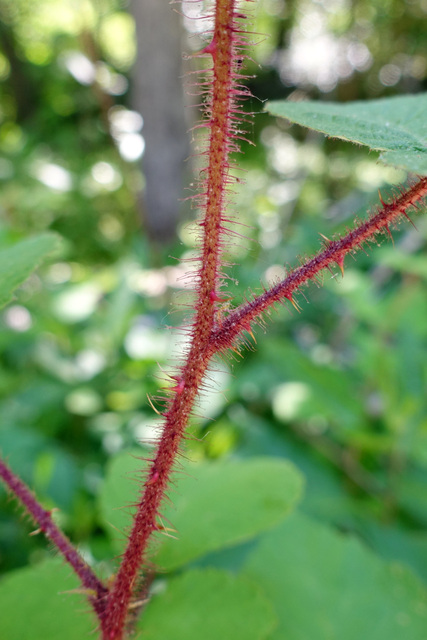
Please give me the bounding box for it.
[0,559,96,640]
[99,452,303,570]
[0,233,61,309]
[244,513,427,640]
[139,568,276,640]
[265,94,427,175]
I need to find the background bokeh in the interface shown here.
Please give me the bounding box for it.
[1,0,427,587]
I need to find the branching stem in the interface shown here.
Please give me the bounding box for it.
[1,3,427,640]
[100,1,242,637]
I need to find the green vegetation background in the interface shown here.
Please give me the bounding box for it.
[1,0,427,605]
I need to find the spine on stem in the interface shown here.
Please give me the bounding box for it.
[101,2,252,638]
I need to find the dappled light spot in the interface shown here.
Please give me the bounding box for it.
[98,214,124,242]
[117,133,145,162]
[45,262,72,285]
[65,387,102,416]
[127,266,189,298]
[4,305,32,332]
[276,3,372,91]
[272,381,311,421]
[109,107,143,135]
[264,264,287,284]
[91,162,122,190]
[109,107,145,161]
[95,62,128,96]
[33,162,72,192]
[128,269,168,297]
[124,322,170,361]
[53,283,101,322]
[62,51,95,85]
[379,63,401,87]
[75,349,106,380]
[132,420,163,446]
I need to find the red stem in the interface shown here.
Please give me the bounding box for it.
[100,1,244,637]
[0,457,108,618]
[2,2,426,637]
[209,178,427,353]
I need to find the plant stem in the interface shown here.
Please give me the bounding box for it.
[210,177,427,353]
[100,1,245,637]
[3,1,426,637]
[0,457,108,618]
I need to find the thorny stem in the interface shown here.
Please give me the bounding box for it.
[1,174,426,637]
[0,457,108,618]
[1,1,427,638]
[100,173,427,640]
[209,177,427,354]
[100,1,244,637]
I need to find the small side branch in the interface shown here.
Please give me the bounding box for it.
[0,457,108,619]
[210,177,427,352]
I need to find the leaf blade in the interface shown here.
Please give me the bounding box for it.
[265,94,427,175]
[0,559,96,640]
[139,568,276,640]
[244,512,427,640]
[0,233,61,309]
[99,453,304,570]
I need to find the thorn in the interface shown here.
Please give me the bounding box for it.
[128,598,150,610]
[336,256,345,277]
[230,346,244,358]
[402,210,417,230]
[384,224,394,246]
[244,324,256,343]
[156,519,177,533]
[146,471,159,485]
[378,189,386,207]
[210,290,228,303]
[147,394,162,416]
[201,38,216,56]
[172,379,185,395]
[319,233,330,243]
[61,588,98,597]
[29,528,43,536]
[285,294,301,312]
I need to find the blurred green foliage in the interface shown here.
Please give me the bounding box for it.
[0,0,427,636]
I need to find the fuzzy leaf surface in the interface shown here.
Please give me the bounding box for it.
[139,567,276,640]
[244,512,427,640]
[0,559,96,639]
[0,233,61,309]
[265,94,427,175]
[99,452,303,570]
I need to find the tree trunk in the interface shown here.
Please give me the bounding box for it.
[130,0,190,243]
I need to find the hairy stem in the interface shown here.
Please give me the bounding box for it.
[2,1,425,638]
[209,177,427,353]
[0,457,108,618]
[100,1,245,637]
